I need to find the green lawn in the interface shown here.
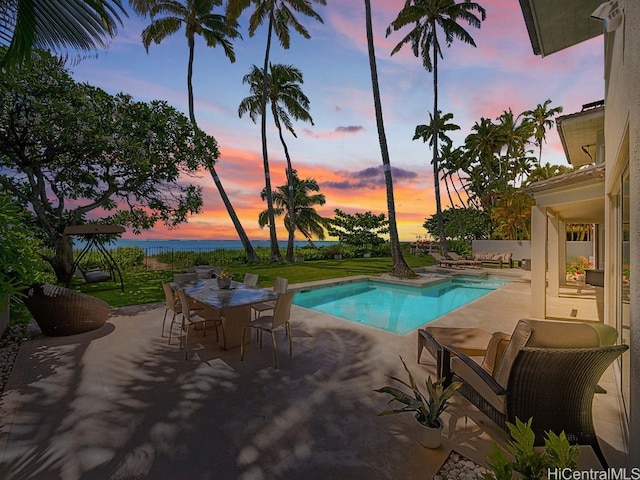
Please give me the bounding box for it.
[72,254,434,308]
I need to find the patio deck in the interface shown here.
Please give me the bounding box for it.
[0,271,627,479]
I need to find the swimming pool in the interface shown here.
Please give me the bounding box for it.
[293,277,508,335]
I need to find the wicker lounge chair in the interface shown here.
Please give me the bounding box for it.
[447,252,483,268]
[22,283,110,336]
[431,252,464,268]
[441,318,627,468]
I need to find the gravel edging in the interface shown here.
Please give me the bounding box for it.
[435,451,489,480]
[0,323,27,396]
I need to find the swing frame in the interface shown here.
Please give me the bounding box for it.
[63,225,126,292]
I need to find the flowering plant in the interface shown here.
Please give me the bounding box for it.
[566,256,592,277]
[217,268,233,279]
[623,265,630,285]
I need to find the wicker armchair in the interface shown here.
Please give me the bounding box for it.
[23,283,110,336]
[441,318,627,469]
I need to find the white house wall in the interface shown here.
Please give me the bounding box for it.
[603,0,640,462]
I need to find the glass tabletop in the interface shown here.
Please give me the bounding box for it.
[183,279,279,310]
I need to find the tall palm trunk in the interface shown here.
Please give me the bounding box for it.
[209,167,260,262]
[187,36,196,124]
[364,0,414,278]
[272,109,296,262]
[187,38,258,262]
[260,8,282,262]
[431,26,447,255]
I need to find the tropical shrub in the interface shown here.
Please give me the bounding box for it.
[483,417,579,480]
[0,194,47,309]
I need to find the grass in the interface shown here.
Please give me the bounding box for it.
[71,253,435,308]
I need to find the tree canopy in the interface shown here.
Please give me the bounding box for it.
[0,49,219,280]
[327,209,388,250]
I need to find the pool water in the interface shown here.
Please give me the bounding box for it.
[293,277,507,335]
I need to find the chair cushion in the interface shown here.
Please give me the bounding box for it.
[480,332,511,375]
[494,319,608,388]
[494,320,533,388]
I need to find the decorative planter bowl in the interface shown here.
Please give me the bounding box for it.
[416,421,443,449]
[217,277,232,289]
[22,283,110,336]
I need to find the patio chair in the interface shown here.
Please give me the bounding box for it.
[251,277,289,319]
[441,318,627,468]
[431,252,463,268]
[241,291,295,369]
[447,252,483,268]
[161,282,182,339]
[243,273,259,288]
[175,288,223,360]
[417,326,500,379]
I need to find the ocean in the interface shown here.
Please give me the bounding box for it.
[100,239,337,252]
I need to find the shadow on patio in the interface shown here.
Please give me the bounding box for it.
[0,276,627,479]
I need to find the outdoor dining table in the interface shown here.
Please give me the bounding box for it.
[180,278,279,350]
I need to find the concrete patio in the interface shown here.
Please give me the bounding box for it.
[0,271,627,479]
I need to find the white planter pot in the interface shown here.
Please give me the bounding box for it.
[416,422,442,449]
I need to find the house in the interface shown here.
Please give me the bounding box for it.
[519,0,638,464]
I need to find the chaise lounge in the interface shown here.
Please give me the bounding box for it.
[472,252,513,268]
[440,318,627,468]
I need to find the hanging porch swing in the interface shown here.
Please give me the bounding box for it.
[63,224,126,292]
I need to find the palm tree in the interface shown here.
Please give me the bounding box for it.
[414,111,467,243]
[364,0,414,278]
[238,63,314,262]
[523,99,563,165]
[227,0,326,263]
[258,172,328,248]
[133,0,260,262]
[0,0,126,68]
[387,0,486,255]
[137,0,239,124]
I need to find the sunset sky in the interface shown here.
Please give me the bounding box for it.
[69,0,604,242]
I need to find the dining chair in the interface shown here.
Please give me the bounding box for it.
[175,288,222,360]
[251,277,288,319]
[243,273,259,288]
[161,282,182,340]
[241,291,295,369]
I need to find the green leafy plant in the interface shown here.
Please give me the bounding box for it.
[544,431,579,470]
[375,356,462,428]
[483,443,513,480]
[0,194,46,310]
[483,418,580,480]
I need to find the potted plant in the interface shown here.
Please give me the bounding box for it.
[375,356,462,448]
[216,268,233,289]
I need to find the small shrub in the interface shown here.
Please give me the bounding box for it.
[483,418,579,480]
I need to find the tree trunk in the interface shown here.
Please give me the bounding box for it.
[185,34,258,263]
[54,235,75,285]
[431,28,447,255]
[261,9,282,263]
[209,166,260,262]
[364,0,415,278]
[187,36,196,125]
[273,108,296,262]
